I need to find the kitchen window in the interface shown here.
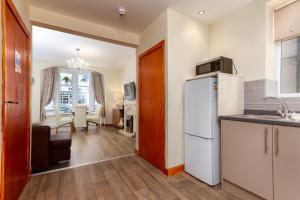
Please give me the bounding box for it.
[277,37,300,97]
[275,0,300,97]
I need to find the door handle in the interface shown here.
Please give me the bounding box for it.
[264,128,269,154]
[275,128,279,156]
[5,100,20,104]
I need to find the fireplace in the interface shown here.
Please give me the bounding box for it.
[118,102,136,137]
[125,116,133,133]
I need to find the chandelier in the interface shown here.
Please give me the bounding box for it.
[67,48,89,69]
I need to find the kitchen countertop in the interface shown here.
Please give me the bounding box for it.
[220,114,300,128]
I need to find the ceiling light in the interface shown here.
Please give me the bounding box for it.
[67,48,89,70]
[117,8,127,16]
[198,10,205,15]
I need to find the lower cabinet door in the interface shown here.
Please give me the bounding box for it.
[273,126,300,200]
[222,120,273,200]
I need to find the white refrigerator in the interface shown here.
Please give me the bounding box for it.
[184,77,220,186]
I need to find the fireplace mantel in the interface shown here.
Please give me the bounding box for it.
[119,101,136,137]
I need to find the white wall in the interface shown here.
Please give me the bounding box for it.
[265,2,277,81]
[123,57,137,84]
[166,9,210,168]
[137,9,210,168]
[137,11,168,55]
[210,0,267,81]
[31,60,124,124]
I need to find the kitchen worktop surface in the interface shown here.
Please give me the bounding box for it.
[220,114,300,128]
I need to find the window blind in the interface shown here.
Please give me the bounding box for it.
[274,0,300,42]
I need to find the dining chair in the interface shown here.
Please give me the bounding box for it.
[74,105,87,133]
[87,104,103,131]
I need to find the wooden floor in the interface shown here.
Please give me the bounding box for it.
[21,155,236,200]
[47,125,135,171]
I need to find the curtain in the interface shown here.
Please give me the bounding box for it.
[91,71,105,117]
[40,67,59,120]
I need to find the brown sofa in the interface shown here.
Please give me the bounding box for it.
[31,124,72,172]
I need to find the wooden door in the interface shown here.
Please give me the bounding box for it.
[273,126,300,200]
[1,1,31,199]
[221,120,273,200]
[138,41,165,172]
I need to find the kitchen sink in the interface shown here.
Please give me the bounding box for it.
[241,114,287,120]
[239,114,300,122]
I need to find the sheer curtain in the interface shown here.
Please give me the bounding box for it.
[91,71,105,117]
[40,67,59,120]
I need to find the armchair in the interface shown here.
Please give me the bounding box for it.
[87,104,103,131]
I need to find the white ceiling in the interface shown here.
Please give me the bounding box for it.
[32,26,136,68]
[29,0,254,33]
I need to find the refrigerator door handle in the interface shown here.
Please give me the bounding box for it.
[185,133,214,140]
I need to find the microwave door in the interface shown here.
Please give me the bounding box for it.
[197,63,212,75]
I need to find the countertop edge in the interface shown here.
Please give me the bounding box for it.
[219,116,300,128]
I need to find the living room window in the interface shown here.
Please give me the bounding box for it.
[45,100,55,115]
[59,72,73,113]
[45,69,95,115]
[77,74,90,105]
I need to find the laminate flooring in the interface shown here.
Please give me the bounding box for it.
[44,125,135,171]
[21,155,236,200]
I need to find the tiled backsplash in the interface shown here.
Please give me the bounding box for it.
[245,79,300,112]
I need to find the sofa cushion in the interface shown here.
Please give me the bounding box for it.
[50,132,72,149]
[50,149,71,163]
[31,125,50,172]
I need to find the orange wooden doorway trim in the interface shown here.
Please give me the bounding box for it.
[166,165,185,176]
[1,0,31,199]
[138,41,166,173]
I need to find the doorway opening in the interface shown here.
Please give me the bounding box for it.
[31,25,137,173]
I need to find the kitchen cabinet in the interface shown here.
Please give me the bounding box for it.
[222,120,300,200]
[222,120,273,200]
[273,126,300,200]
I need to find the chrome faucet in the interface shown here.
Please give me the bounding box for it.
[264,96,292,118]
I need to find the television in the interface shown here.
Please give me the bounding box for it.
[124,82,136,100]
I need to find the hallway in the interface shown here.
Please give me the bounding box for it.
[21,155,235,200]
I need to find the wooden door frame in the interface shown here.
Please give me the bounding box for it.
[138,40,166,172]
[1,0,31,197]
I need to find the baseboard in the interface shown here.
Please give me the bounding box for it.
[104,124,113,127]
[223,179,264,200]
[134,151,183,176]
[134,149,139,155]
[165,164,185,176]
